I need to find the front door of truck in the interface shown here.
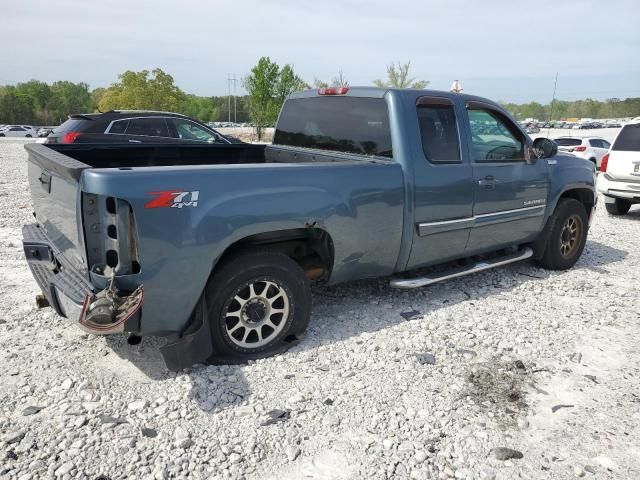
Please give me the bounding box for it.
[464,102,549,253]
[406,96,474,270]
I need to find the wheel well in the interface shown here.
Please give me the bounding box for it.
[216,228,334,281]
[558,188,595,219]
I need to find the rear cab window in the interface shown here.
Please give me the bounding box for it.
[612,124,640,151]
[273,97,393,158]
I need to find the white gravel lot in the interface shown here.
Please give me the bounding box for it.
[0,139,639,480]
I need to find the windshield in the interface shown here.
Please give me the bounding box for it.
[274,97,393,158]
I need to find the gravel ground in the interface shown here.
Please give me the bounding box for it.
[1,139,639,480]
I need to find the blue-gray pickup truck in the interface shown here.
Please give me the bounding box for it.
[22,88,596,370]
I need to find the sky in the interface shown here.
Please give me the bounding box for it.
[1,0,639,103]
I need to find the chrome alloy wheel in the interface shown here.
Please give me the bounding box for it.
[223,279,290,349]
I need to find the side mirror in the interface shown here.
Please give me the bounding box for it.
[532,137,558,159]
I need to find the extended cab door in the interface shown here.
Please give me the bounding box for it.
[464,101,549,253]
[406,96,474,270]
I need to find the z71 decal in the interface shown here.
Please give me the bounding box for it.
[145,190,200,209]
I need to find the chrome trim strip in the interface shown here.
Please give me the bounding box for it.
[391,247,533,288]
[473,205,546,226]
[417,205,546,237]
[417,217,475,236]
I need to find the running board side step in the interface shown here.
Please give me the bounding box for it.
[390,247,533,289]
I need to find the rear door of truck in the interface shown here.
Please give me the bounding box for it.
[25,143,89,273]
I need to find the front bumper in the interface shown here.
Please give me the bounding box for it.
[597,174,640,202]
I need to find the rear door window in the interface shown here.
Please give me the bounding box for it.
[612,124,640,151]
[417,104,460,163]
[126,118,170,137]
[273,97,393,158]
[108,120,128,134]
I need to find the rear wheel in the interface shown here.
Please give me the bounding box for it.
[25,134,32,138]
[605,198,631,216]
[205,250,311,363]
[537,198,588,270]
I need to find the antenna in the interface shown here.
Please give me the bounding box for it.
[547,72,558,137]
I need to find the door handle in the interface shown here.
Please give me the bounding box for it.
[128,139,142,143]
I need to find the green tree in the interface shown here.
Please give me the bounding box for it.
[98,69,186,112]
[313,70,349,89]
[374,61,429,89]
[243,57,307,139]
[0,86,33,124]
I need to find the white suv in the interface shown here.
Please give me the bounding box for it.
[554,136,611,169]
[596,118,640,215]
[0,125,37,138]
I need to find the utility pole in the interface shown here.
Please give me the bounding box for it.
[227,74,238,124]
[227,74,232,123]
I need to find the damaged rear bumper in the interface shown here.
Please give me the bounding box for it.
[22,223,142,334]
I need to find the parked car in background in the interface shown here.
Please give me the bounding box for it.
[0,125,37,137]
[525,124,540,134]
[597,118,640,215]
[37,127,55,138]
[554,136,611,169]
[45,111,240,145]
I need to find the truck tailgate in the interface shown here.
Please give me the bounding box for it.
[25,143,89,272]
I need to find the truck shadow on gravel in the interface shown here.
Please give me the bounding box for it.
[103,240,625,413]
[104,336,250,413]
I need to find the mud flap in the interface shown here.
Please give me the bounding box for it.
[159,296,213,371]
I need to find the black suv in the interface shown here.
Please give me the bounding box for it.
[46,111,240,145]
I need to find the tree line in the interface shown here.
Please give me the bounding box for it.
[500,98,640,121]
[1,59,638,129]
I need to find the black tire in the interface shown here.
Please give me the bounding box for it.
[0,133,5,137]
[25,134,32,138]
[205,250,311,363]
[537,198,588,270]
[605,198,631,216]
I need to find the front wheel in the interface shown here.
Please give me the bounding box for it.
[605,198,631,216]
[537,198,588,270]
[205,250,311,363]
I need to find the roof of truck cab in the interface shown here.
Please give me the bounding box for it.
[288,86,501,106]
